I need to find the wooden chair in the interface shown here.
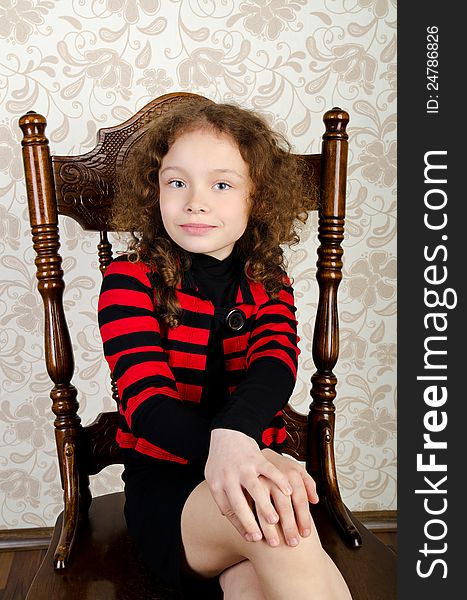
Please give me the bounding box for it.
[19,92,396,599]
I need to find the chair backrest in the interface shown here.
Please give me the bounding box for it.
[19,93,356,558]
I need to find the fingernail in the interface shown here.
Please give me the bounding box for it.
[269,538,279,547]
[252,532,262,542]
[288,538,299,547]
[284,486,293,495]
[268,514,279,524]
[302,528,311,537]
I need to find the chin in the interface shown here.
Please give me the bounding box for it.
[176,240,214,254]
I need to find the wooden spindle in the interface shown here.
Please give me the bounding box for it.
[307,108,361,547]
[19,112,81,568]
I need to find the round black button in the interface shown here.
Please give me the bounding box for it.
[225,309,245,331]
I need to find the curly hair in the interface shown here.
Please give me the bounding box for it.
[112,97,316,327]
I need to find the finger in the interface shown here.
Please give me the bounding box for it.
[245,481,281,547]
[302,471,319,504]
[272,486,300,547]
[209,485,250,540]
[224,484,263,542]
[224,512,249,539]
[258,459,293,496]
[288,477,312,538]
[255,506,281,547]
[245,477,279,527]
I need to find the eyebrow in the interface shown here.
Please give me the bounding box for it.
[211,169,247,180]
[159,166,247,180]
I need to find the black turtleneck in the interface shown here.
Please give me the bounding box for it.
[188,251,295,445]
[189,250,241,307]
[189,251,240,418]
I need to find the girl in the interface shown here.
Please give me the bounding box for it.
[98,97,352,599]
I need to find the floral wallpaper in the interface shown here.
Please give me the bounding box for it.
[0,0,397,529]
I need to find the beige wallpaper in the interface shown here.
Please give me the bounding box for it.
[0,0,397,529]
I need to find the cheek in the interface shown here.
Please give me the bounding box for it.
[234,207,249,237]
[158,201,166,222]
[158,204,174,235]
[159,194,172,219]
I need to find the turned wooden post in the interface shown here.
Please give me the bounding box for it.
[97,230,113,275]
[308,108,361,546]
[19,112,81,568]
[97,230,120,405]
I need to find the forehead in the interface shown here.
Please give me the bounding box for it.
[162,127,249,175]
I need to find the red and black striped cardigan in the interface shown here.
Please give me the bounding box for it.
[98,255,300,465]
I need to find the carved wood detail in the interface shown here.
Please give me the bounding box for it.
[282,404,307,461]
[81,412,122,475]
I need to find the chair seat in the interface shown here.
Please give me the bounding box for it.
[26,492,179,600]
[26,491,396,600]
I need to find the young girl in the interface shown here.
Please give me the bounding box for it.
[98,97,352,599]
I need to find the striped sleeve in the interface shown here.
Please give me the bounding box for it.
[98,256,211,463]
[211,358,294,444]
[246,284,299,377]
[212,283,299,443]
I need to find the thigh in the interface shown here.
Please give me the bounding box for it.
[181,479,247,579]
[123,457,205,590]
[181,480,352,600]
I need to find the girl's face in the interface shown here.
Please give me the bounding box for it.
[158,128,251,260]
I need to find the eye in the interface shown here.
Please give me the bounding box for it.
[168,179,185,189]
[214,182,231,191]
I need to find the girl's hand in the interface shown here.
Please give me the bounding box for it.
[257,449,319,547]
[205,429,293,543]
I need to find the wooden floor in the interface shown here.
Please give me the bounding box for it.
[0,532,396,600]
[0,548,47,600]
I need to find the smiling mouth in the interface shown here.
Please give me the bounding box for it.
[179,224,217,235]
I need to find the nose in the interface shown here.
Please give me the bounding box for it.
[184,190,209,214]
[185,204,206,213]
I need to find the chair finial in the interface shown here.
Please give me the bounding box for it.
[323,108,349,138]
[19,112,48,146]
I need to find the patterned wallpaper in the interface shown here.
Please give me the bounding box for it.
[0,0,396,529]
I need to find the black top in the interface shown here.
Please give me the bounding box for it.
[189,251,295,444]
[189,250,241,306]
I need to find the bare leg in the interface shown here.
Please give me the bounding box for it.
[181,480,352,600]
[219,560,266,600]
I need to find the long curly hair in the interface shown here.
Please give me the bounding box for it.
[112,97,316,327]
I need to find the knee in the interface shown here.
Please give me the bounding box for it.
[270,524,323,557]
[248,530,325,572]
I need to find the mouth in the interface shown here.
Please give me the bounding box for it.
[179,223,217,235]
